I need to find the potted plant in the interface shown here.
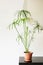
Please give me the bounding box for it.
[9,10,43,62]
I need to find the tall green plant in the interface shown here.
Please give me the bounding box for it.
[9,10,43,52]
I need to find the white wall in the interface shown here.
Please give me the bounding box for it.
[0,0,24,65]
[23,0,43,56]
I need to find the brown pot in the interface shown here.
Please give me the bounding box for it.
[24,52,33,62]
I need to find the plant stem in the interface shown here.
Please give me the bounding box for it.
[15,26,28,51]
[23,21,29,52]
[28,29,35,48]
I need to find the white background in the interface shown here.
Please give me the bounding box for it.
[0,0,24,65]
[0,0,43,65]
[23,0,43,56]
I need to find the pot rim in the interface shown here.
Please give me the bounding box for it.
[24,51,33,54]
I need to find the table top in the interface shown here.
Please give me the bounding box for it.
[19,57,43,63]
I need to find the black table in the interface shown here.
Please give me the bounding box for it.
[19,57,43,65]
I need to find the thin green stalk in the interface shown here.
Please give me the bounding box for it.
[15,26,28,51]
[28,29,35,49]
[23,21,29,52]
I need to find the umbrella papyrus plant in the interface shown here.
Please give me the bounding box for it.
[9,10,43,52]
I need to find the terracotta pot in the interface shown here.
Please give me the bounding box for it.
[24,52,33,62]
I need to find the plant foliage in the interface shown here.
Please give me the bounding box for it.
[9,10,43,52]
